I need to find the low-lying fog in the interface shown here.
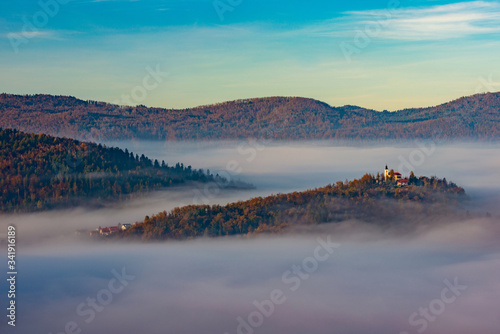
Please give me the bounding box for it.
[1,141,499,334]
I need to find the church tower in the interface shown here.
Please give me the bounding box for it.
[384,164,389,182]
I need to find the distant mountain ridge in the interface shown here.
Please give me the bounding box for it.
[0,92,499,141]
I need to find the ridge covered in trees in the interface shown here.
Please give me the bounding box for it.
[0,128,223,213]
[0,92,499,141]
[119,174,466,241]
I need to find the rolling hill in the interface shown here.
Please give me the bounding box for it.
[0,128,222,213]
[117,173,466,241]
[0,92,499,141]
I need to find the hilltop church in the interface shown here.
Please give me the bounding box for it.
[384,165,409,186]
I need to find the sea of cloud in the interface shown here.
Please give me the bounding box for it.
[0,141,499,334]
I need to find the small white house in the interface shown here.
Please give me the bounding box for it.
[121,224,132,231]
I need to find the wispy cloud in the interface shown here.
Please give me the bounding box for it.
[5,29,80,41]
[310,1,500,41]
[6,30,53,39]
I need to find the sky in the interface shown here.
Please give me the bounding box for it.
[1,0,500,110]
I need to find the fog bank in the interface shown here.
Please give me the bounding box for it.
[1,141,499,334]
[2,222,500,334]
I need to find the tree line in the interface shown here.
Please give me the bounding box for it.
[119,173,466,241]
[0,128,221,212]
[1,93,499,141]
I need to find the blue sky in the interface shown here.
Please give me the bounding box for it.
[1,0,500,110]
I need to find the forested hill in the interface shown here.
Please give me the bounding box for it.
[119,174,466,241]
[0,128,221,213]
[1,92,499,141]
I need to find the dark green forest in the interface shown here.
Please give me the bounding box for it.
[0,128,220,212]
[1,92,499,141]
[119,174,466,241]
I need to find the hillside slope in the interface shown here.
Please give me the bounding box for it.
[119,174,466,241]
[0,93,499,140]
[0,128,220,212]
